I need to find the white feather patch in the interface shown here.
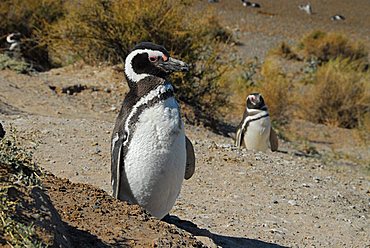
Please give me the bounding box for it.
[125,49,164,83]
[123,83,173,147]
[242,108,271,151]
[112,132,119,153]
[124,96,186,219]
[241,108,269,131]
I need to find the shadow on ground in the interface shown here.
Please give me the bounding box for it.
[32,187,110,248]
[164,215,288,248]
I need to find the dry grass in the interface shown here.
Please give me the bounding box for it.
[232,58,293,126]
[0,0,64,70]
[298,58,370,129]
[236,31,370,130]
[1,0,235,125]
[0,128,46,247]
[268,42,300,61]
[42,0,234,124]
[258,58,294,125]
[298,31,368,65]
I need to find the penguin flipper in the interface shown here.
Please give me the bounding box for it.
[184,136,195,180]
[269,127,279,152]
[111,133,136,203]
[235,108,249,148]
[235,127,244,148]
[111,138,122,198]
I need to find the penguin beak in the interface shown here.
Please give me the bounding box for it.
[158,57,189,73]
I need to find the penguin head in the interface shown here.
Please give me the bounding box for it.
[124,42,189,87]
[6,32,21,44]
[246,93,266,109]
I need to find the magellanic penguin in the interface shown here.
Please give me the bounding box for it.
[330,15,345,21]
[299,3,312,15]
[0,122,5,139]
[235,93,278,152]
[111,42,195,219]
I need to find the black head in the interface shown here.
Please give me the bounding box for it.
[246,93,266,110]
[124,42,189,88]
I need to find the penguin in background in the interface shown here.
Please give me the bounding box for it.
[0,122,5,139]
[111,42,195,219]
[235,93,278,152]
[6,33,22,59]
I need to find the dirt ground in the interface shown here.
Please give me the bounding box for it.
[1,0,370,247]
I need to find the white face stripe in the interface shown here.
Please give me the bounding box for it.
[125,49,165,83]
[123,83,174,147]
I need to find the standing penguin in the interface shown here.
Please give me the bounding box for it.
[235,93,278,152]
[6,33,21,59]
[111,42,195,219]
[0,122,5,139]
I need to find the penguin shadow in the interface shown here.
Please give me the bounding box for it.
[31,187,110,248]
[209,119,237,138]
[163,215,288,248]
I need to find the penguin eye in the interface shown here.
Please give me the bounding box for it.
[149,56,158,62]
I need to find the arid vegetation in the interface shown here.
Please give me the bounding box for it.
[236,31,369,130]
[0,129,48,247]
[1,1,370,246]
[0,1,369,130]
[1,0,233,126]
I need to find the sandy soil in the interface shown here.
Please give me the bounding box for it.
[1,0,370,247]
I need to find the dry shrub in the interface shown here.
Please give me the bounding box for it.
[229,57,293,126]
[298,31,368,64]
[258,58,294,125]
[299,58,370,128]
[43,0,231,65]
[39,0,233,126]
[268,42,299,60]
[0,0,64,70]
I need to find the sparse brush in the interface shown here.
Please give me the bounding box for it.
[0,127,41,186]
[269,42,300,60]
[0,53,33,74]
[298,31,368,65]
[227,58,262,118]
[298,58,370,129]
[0,127,46,247]
[1,0,234,126]
[257,58,294,125]
[40,0,234,126]
[0,0,65,70]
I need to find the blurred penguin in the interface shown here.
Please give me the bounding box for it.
[299,3,312,15]
[235,93,278,152]
[0,122,5,139]
[6,33,22,59]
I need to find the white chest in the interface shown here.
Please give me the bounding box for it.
[244,116,271,152]
[124,97,186,218]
